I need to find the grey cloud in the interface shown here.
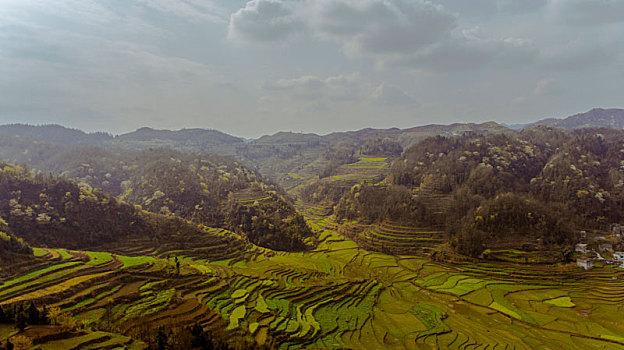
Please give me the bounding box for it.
[227,0,305,44]
[532,78,559,96]
[431,0,546,16]
[548,0,624,26]
[263,73,364,101]
[540,42,620,70]
[311,0,456,57]
[431,0,498,16]
[135,0,229,23]
[227,0,538,72]
[402,31,537,71]
[499,0,547,14]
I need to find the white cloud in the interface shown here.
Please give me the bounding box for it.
[227,0,305,44]
[369,83,416,106]
[532,78,556,95]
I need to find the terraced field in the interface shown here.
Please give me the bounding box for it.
[340,221,446,256]
[1,208,623,349]
[331,157,393,185]
[232,189,271,203]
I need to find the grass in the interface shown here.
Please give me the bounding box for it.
[228,305,246,330]
[0,261,81,291]
[288,172,305,179]
[117,255,155,269]
[123,288,176,321]
[1,271,113,305]
[544,296,575,308]
[83,251,114,266]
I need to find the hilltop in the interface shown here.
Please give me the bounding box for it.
[515,108,624,130]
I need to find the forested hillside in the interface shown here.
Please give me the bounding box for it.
[0,215,33,274]
[0,163,245,256]
[331,127,624,257]
[0,144,312,251]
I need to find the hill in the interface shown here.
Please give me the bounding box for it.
[326,127,624,258]
[109,127,245,156]
[0,162,246,258]
[4,146,312,252]
[0,121,509,190]
[526,108,624,130]
[0,124,111,145]
[0,216,33,277]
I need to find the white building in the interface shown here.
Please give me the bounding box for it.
[577,258,594,270]
[614,252,624,268]
[575,243,589,254]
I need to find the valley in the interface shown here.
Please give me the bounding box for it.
[1,112,624,349]
[0,204,623,349]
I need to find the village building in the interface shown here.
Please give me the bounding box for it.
[577,257,594,270]
[614,252,624,268]
[599,243,613,252]
[575,243,589,254]
[612,224,624,235]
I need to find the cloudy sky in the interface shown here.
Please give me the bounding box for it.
[1,0,623,138]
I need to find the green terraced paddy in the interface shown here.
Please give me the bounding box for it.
[343,157,389,169]
[1,215,623,349]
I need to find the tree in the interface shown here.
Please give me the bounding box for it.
[191,323,214,350]
[10,336,31,350]
[14,312,26,332]
[46,306,61,325]
[40,304,49,325]
[157,326,168,350]
[26,302,39,325]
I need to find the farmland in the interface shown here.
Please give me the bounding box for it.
[0,207,623,349]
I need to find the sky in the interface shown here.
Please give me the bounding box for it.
[0,0,623,138]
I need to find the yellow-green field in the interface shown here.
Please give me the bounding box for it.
[1,209,623,349]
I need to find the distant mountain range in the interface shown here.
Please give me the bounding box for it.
[2,108,622,147]
[1,108,622,189]
[509,108,624,130]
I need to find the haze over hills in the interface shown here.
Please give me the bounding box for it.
[2,108,621,150]
[510,108,624,130]
[1,108,620,189]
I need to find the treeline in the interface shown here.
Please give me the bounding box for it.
[0,163,242,252]
[329,127,624,256]
[143,323,270,350]
[225,190,311,251]
[319,144,359,178]
[0,302,51,331]
[360,138,402,156]
[334,185,433,225]
[0,216,31,256]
